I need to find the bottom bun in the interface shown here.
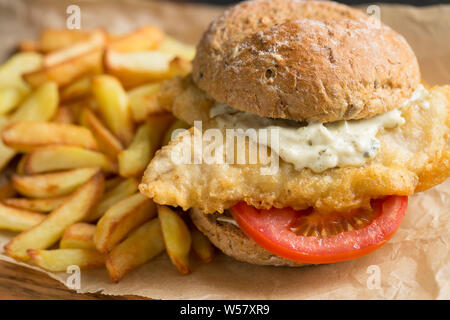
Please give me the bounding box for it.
[190,207,308,267]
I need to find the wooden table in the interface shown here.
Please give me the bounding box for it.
[0,260,146,300]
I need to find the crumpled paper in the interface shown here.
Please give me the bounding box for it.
[0,0,448,300]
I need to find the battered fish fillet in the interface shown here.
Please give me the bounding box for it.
[140,77,450,214]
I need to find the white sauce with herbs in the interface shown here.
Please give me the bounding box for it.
[208,87,430,173]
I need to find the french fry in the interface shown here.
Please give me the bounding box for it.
[118,114,172,177]
[95,193,156,253]
[52,105,75,124]
[3,196,67,213]
[85,177,139,222]
[15,155,26,175]
[39,29,93,53]
[10,82,59,122]
[60,76,92,102]
[0,52,42,94]
[12,167,99,198]
[0,203,45,232]
[2,122,98,152]
[0,181,15,200]
[1,26,201,280]
[91,75,134,145]
[106,218,165,282]
[23,49,103,88]
[4,172,104,261]
[190,226,215,263]
[169,57,193,81]
[104,50,191,88]
[79,108,123,157]
[162,119,189,146]
[67,96,97,117]
[0,82,59,170]
[19,40,39,52]
[104,176,123,191]
[60,223,96,250]
[158,36,196,61]
[28,248,105,272]
[0,169,15,200]
[157,205,191,275]
[0,117,16,171]
[22,145,117,174]
[107,26,164,53]
[0,88,22,115]
[43,30,106,67]
[128,83,165,122]
[117,123,152,177]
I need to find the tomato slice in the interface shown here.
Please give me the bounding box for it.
[230,196,408,264]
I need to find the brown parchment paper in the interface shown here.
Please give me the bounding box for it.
[0,0,448,300]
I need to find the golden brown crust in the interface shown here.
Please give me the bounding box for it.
[158,75,214,125]
[192,0,420,122]
[190,207,307,267]
[140,86,449,214]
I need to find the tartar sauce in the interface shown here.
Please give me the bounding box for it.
[209,92,414,173]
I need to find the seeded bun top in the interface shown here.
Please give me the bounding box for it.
[192,0,420,122]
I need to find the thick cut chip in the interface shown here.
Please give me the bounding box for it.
[23,49,103,88]
[0,203,45,232]
[106,218,165,282]
[0,88,22,115]
[12,167,100,198]
[94,193,156,253]
[0,180,15,200]
[19,40,39,52]
[79,108,123,157]
[128,83,165,122]
[28,248,105,272]
[104,176,123,191]
[43,30,106,67]
[0,82,59,170]
[190,226,215,263]
[3,196,67,212]
[0,52,42,94]
[91,75,134,145]
[60,76,92,102]
[2,122,98,152]
[85,177,139,222]
[0,117,16,171]
[118,115,172,177]
[157,205,191,274]
[52,106,76,124]
[107,26,164,53]
[10,82,59,122]
[4,172,104,261]
[22,146,117,174]
[104,50,191,88]
[39,29,94,53]
[60,223,96,250]
[157,36,196,61]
